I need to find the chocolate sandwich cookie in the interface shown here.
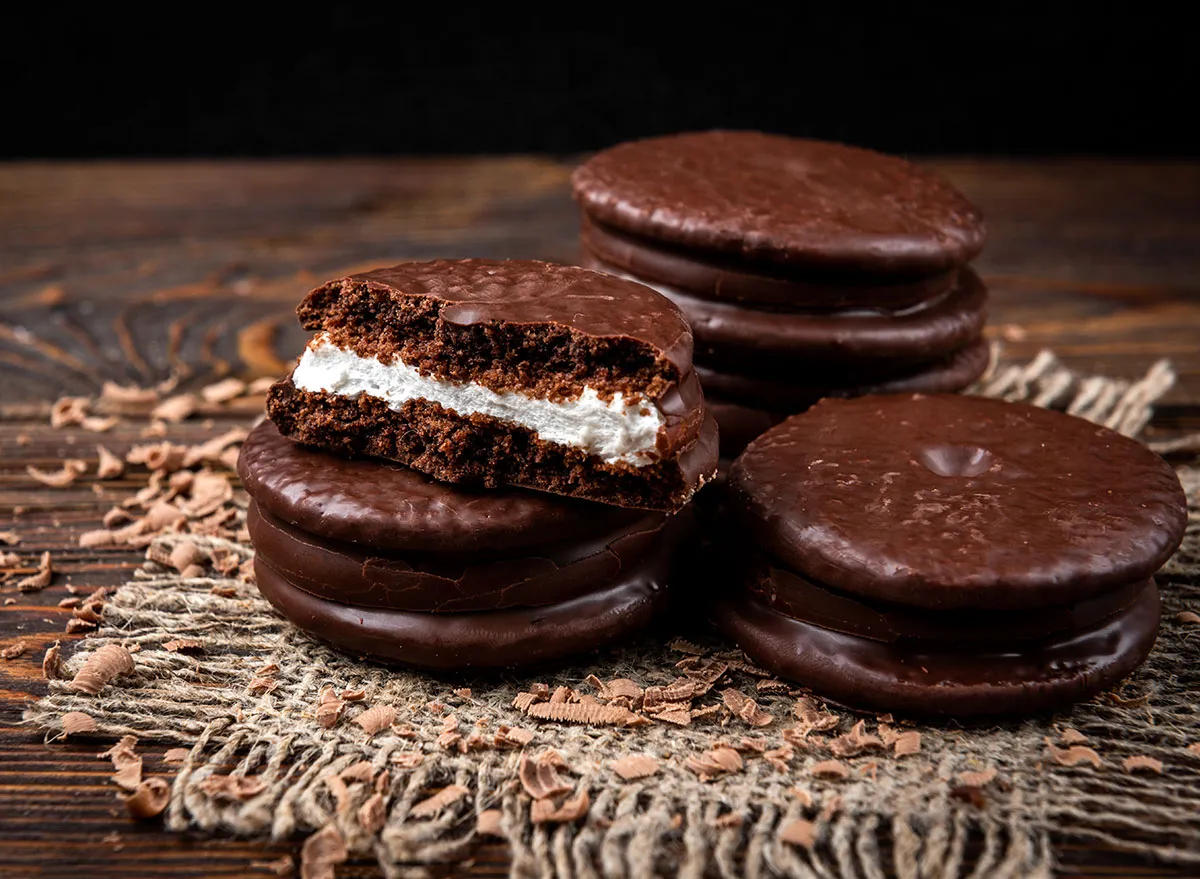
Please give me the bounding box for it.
[573,131,989,454]
[716,394,1187,715]
[267,259,717,512]
[239,421,681,668]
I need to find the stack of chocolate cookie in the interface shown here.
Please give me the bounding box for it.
[240,259,717,669]
[717,394,1187,715]
[573,131,990,456]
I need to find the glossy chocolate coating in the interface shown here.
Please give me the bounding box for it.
[730,394,1189,609]
[694,338,989,409]
[254,552,671,670]
[746,552,1148,645]
[636,266,988,370]
[239,420,645,552]
[713,583,1160,716]
[581,216,959,310]
[247,499,673,612]
[299,259,694,381]
[573,131,986,274]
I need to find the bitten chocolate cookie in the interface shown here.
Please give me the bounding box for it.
[239,421,681,669]
[267,259,717,512]
[715,394,1187,715]
[573,131,990,454]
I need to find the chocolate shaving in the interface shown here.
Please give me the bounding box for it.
[167,541,204,572]
[111,754,144,792]
[249,856,294,876]
[17,551,54,591]
[610,754,660,780]
[162,638,204,653]
[677,658,729,695]
[721,688,774,727]
[67,644,135,694]
[0,532,20,545]
[829,720,885,757]
[494,725,535,748]
[789,786,814,807]
[643,679,696,710]
[358,792,386,833]
[0,550,20,566]
[1060,728,1088,745]
[477,809,504,837]
[519,751,574,800]
[653,708,693,727]
[690,703,723,721]
[793,696,839,733]
[58,597,80,608]
[893,731,922,758]
[390,752,423,769]
[126,442,189,472]
[525,700,645,727]
[1176,610,1200,624]
[247,674,278,695]
[42,641,65,679]
[313,689,344,728]
[756,679,791,694]
[778,817,816,848]
[65,618,97,634]
[1123,755,1163,774]
[668,638,708,655]
[51,396,91,428]
[98,382,159,413]
[299,824,347,879]
[124,777,171,819]
[183,427,249,467]
[549,685,573,704]
[531,788,590,824]
[72,604,103,624]
[950,785,988,808]
[163,748,190,763]
[410,784,469,818]
[180,470,233,517]
[1188,743,1200,757]
[810,759,851,779]
[686,746,744,781]
[452,687,472,699]
[1,643,26,660]
[1046,740,1102,768]
[199,774,268,801]
[201,377,247,404]
[589,676,644,702]
[340,688,366,701]
[737,736,768,753]
[94,444,126,479]
[60,711,96,734]
[764,744,794,772]
[82,415,119,433]
[957,768,998,787]
[339,761,375,784]
[151,393,199,423]
[28,458,91,488]
[354,704,397,736]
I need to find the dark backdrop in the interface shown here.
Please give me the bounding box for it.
[5,8,1193,158]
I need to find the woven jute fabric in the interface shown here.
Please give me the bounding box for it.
[26,350,1200,878]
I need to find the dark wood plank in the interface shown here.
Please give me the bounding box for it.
[1,158,1198,877]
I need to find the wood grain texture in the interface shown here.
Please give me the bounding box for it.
[1,158,1198,878]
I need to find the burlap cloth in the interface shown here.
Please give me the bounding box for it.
[26,349,1200,878]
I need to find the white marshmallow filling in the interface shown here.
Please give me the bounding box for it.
[291,333,666,467]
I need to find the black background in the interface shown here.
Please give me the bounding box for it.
[5,8,1194,158]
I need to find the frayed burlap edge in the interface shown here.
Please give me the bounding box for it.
[26,350,1200,879]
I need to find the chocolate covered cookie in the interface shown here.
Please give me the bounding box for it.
[239,421,681,669]
[715,394,1187,715]
[573,131,990,454]
[267,259,717,512]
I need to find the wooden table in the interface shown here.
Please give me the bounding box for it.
[1,158,1198,878]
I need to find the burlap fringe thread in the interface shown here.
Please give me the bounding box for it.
[26,350,1200,879]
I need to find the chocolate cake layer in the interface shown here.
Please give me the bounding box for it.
[267,382,719,512]
[239,420,645,552]
[247,498,674,613]
[580,215,960,310]
[572,131,986,274]
[715,584,1160,716]
[296,259,692,400]
[729,394,1189,609]
[255,554,671,670]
